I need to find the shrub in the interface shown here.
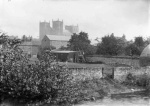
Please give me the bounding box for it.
[123,72,150,88]
[139,57,150,67]
[0,35,82,105]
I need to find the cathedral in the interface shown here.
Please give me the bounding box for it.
[39,19,79,49]
[39,19,79,41]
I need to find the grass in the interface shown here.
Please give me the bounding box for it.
[86,56,140,68]
[56,62,105,69]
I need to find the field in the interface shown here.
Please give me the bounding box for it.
[56,62,106,68]
[86,56,140,68]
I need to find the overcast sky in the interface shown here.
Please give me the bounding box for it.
[0,0,149,43]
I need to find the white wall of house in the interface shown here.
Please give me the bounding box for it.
[50,40,68,49]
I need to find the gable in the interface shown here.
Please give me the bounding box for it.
[42,35,50,42]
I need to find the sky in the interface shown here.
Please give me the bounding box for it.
[0,0,149,43]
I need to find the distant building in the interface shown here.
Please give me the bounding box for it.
[41,35,70,49]
[18,39,40,57]
[52,20,63,35]
[65,25,79,34]
[39,19,79,41]
[39,21,53,41]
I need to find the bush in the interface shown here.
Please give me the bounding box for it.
[139,57,150,67]
[123,73,150,88]
[0,37,82,105]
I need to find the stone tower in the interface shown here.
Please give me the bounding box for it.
[65,25,79,34]
[39,21,53,41]
[52,19,63,35]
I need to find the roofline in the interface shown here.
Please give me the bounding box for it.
[50,40,68,41]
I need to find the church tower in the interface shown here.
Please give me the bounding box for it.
[52,19,63,35]
[39,21,53,41]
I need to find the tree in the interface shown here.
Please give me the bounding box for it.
[67,32,95,55]
[125,43,141,56]
[59,46,68,50]
[22,35,32,42]
[96,33,125,56]
[134,36,145,47]
[130,36,146,56]
[37,45,56,59]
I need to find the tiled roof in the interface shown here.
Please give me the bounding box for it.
[46,35,71,41]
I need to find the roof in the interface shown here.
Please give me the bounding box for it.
[46,35,71,41]
[140,44,150,57]
[51,50,78,54]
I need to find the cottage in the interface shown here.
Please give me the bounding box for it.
[18,39,40,57]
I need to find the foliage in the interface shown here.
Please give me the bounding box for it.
[0,32,22,48]
[124,43,141,56]
[37,45,56,59]
[96,33,126,56]
[68,32,96,55]
[134,37,146,54]
[139,57,150,67]
[59,46,68,50]
[22,35,32,42]
[134,37,145,47]
[0,33,83,105]
[123,73,150,88]
[125,37,146,56]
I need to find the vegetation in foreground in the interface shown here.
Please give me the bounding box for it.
[0,34,79,106]
[122,72,150,90]
[0,34,109,106]
[0,33,150,106]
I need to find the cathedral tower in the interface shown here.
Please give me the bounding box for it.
[39,21,53,41]
[52,19,63,35]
